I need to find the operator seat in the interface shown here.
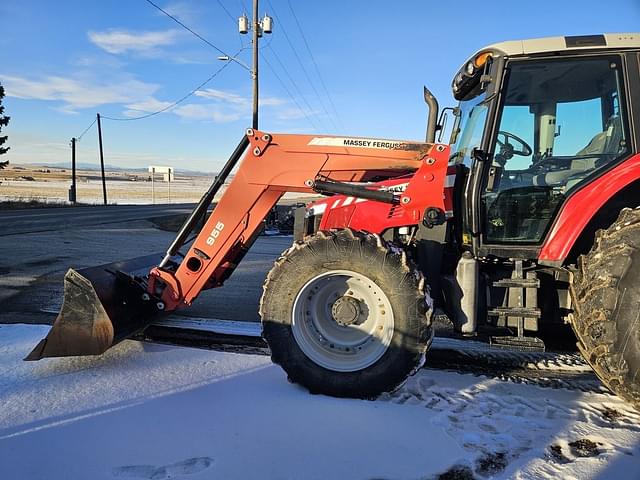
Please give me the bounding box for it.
[576,115,623,156]
[532,115,623,189]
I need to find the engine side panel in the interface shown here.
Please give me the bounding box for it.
[310,157,454,235]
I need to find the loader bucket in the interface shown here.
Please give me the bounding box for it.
[25,254,164,361]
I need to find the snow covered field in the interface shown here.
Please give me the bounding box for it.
[1,324,639,480]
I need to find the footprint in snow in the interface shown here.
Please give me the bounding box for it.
[112,457,214,479]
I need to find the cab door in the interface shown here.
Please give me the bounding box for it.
[477,53,633,258]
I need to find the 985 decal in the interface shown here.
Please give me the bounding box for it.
[206,221,225,246]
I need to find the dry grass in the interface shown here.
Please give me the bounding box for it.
[1,164,213,205]
[1,163,319,212]
[0,199,79,209]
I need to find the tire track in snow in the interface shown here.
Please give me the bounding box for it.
[379,370,640,479]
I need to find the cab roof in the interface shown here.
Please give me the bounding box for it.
[452,33,640,101]
[482,33,640,57]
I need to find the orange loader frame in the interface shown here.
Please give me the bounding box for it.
[150,129,449,311]
[27,128,449,360]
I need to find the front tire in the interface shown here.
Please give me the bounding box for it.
[571,207,640,408]
[260,229,433,398]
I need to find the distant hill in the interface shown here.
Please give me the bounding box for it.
[13,161,216,177]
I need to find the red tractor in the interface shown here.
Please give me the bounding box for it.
[29,33,640,408]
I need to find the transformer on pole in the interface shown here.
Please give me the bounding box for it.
[237,1,273,130]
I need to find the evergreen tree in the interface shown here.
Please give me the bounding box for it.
[0,82,10,160]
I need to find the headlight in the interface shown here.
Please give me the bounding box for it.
[465,61,475,76]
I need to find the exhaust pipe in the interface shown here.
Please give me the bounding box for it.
[424,85,439,143]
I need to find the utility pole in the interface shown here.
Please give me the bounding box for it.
[234,1,272,130]
[69,137,77,203]
[151,167,155,205]
[96,113,107,205]
[252,0,259,129]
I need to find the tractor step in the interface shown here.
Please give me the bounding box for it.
[488,307,541,318]
[492,278,540,289]
[490,335,546,352]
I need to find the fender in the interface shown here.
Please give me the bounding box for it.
[539,153,640,263]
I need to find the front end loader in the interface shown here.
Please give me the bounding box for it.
[28,33,640,408]
[28,129,448,397]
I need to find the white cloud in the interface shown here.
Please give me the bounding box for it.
[166,54,211,65]
[2,73,315,125]
[261,97,288,107]
[161,2,199,23]
[195,89,248,105]
[3,132,73,166]
[195,89,286,108]
[173,103,244,123]
[71,55,126,69]
[1,74,159,111]
[177,89,254,123]
[52,105,82,115]
[274,107,316,121]
[163,89,306,124]
[123,98,174,117]
[88,29,182,55]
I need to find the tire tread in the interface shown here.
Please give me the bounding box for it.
[571,207,640,408]
[260,229,432,398]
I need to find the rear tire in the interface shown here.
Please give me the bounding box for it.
[571,207,640,409]
[260,229,433,398]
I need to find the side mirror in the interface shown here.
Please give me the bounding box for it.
[436,107,458,144]
[471,147,489,163]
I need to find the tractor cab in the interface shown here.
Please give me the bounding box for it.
[432,33,640,349]
[448,34,636,259]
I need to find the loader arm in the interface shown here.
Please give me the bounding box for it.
[150,129,440,310]
[27,128,448,360]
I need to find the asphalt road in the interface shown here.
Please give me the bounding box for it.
[0,205,292,325]
[0,203,195,236]
[0,206,599,393]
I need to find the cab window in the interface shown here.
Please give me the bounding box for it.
[482,55,630,244]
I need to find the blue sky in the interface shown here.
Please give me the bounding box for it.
[1,0,639,172]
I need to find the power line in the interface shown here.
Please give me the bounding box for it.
[266,1,335,131]
[261,53,319,130]
[214,0,246,49]
[259,35,274,50]
[265,0,339,132]
[76,118,96,141]
[144,0,234,58]
[70,3,250,155]
[286,0,344,131]
[101,58,236,121]
[237,0,248,14]
[214,0,237,24]
[265,45,323,130]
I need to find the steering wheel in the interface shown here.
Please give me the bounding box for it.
[496,131,532,157]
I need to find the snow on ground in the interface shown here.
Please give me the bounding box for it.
[1,324,639,480]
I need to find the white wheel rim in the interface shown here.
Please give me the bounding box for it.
[291,270,394,372]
